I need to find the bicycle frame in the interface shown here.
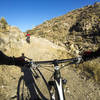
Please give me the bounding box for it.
[51,60,65,100]
[22,54,80,100]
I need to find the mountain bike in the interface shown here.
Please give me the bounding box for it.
[17,54,82,100]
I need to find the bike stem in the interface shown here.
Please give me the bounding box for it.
[53,59,61,80]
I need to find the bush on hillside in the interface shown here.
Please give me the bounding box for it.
[0,17,8,31]
[0,17,8,25]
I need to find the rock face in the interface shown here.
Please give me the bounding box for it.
[0,25,24,100]
[0,26,24,55]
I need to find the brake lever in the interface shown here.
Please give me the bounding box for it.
[21,53,32,61]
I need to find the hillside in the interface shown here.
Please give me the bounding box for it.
[28,2,100,51]
[27,2,100,82]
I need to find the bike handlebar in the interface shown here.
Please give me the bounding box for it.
[34,58,78,65]
[22,53,82,66]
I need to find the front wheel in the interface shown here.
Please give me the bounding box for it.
[17,76,31,100]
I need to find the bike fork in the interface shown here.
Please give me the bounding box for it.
[48,78,67,100]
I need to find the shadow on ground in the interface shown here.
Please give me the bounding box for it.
[17,67,52,100]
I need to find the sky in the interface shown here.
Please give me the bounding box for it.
[0,0,100,32]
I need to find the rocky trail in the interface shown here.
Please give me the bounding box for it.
[0,36,100,100]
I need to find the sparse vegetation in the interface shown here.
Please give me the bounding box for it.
[0,17,9,32]
[0,17,8,25]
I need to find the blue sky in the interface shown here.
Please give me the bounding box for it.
[0,0,99,32]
